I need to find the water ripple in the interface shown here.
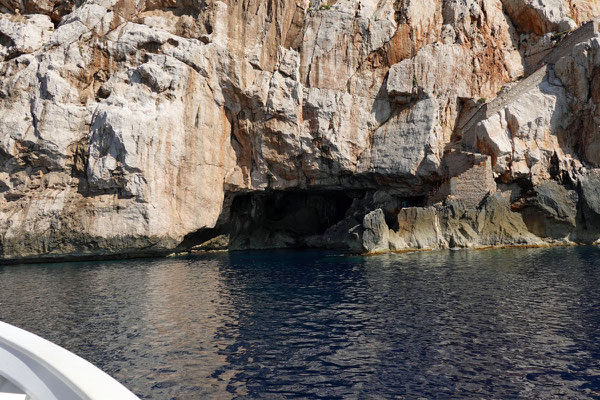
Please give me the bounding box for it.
[2,247,600,398]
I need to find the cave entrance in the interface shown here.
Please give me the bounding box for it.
[178,189,428,252]
[227,190,357,250]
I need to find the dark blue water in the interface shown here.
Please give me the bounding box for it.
[2,247,600,399]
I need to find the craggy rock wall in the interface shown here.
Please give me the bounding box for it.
[1,0,600,260]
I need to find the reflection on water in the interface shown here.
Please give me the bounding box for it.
[2,247,600,399]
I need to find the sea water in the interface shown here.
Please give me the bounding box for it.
[1,247,600,399]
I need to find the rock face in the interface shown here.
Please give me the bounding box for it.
[388,193,541,251]
[362,209,389,253]
[1,0,600,261]
[518,181,579,240]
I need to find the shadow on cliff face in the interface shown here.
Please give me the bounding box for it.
[572,171,600,243]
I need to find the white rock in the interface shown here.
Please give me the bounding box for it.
[0,14,53,61]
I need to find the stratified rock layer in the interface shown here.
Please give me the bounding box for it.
[1,0,600,260]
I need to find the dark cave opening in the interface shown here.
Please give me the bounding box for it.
[178,189,428,252]
[242,191,354,234]
[177,189,361,252]
[226,190,358,249]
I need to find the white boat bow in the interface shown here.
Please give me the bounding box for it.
[0,321,139,400]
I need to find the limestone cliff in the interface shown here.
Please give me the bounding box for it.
[1,0,600,261]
